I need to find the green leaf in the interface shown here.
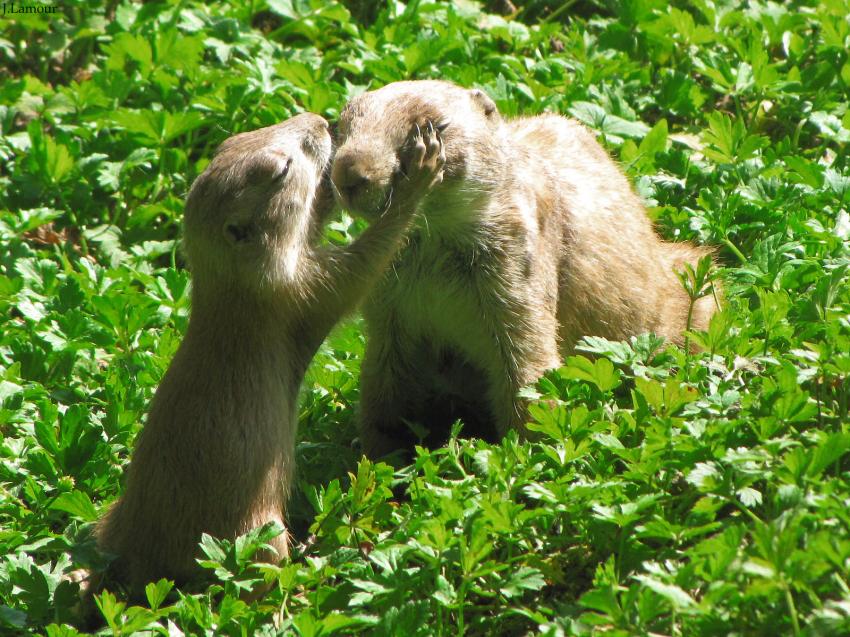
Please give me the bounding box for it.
[155,30,204,74]
[198,533,227,564]
[0,606,27,628]
[807,433,850,478]
[95,590,125,633]
[633,575,696,609]
[144,579,173,612]
[563,356,621,392]
[569,101,650,141]
[27,122,74,184]
[49,491,98,522]
[267,0,297,19]
[784,155,824,189]
[111,109,204,146]
[500,567,546,598]
[579,585,621,617]
[104,32,153,74]
[433,574,456,606]
[634,378,697,416]
[638,118,668,161]
[737,487,762,508]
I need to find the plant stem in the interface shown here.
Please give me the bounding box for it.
[541,0,579,24]
[684,295,695,359]
[784,583,801,637]
[457,578,466,637]
[57,187,89,256]
[722,236,747,264]
[731,498,762,524]
[815,370,823,428]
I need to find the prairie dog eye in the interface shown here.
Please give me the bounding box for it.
[245,154,292,184]
[276,156,293,180]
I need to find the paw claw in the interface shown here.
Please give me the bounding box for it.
[396,120,447,201]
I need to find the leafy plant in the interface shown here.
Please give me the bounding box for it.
[1,0,849,635]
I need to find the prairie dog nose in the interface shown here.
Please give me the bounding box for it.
[331,151,374,202]
[300,117,331,158]
[291,112,329,132]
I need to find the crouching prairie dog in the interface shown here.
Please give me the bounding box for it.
[332,80,716,457]
[94,113,445,593]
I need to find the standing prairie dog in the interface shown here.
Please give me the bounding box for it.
[94,113,445,592]
[332,80,716,457]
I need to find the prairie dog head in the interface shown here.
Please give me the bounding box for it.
[332,81,500,218]
[183,113,332,290]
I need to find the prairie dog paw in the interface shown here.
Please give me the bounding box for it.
[397,120,446,197]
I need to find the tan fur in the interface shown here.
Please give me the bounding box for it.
[331,80,717,457]
[94,113,445,593]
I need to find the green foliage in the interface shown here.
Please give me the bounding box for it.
[1,0,849,635]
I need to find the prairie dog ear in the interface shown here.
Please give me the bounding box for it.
[469,88,498,118]
[223,221,255,246]
[222,209,256,246]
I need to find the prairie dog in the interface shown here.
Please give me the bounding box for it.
[94,113,445,592]
[332,80,715,457]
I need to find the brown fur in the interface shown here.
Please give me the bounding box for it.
[331,80,717,457]
[94,113,445,593]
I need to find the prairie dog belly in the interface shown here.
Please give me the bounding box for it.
[388,235,503,369]
[374,239,500,442]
